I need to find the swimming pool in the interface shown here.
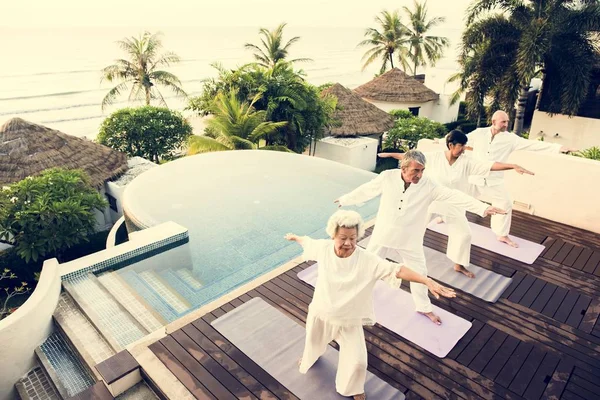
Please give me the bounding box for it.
[120,150,381,320]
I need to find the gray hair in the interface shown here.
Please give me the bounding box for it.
[400,150,426,169]
[325,210,365,239]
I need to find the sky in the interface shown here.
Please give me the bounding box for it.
[1,0,474,28]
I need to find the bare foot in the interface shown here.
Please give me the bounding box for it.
[433,216,444,224]
[353,394,366,400]
[419,311,442,325]
[498,235,519,248]
[454,264,475,278]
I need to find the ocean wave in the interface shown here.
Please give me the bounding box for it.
[0,68,100,79]
[0,88,104,102]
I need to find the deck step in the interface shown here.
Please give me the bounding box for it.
[63,274,148,350]
[15,364,62,400]
[136,270,191,314]
[97,271,166,332]
[53,292,115,379]
[36,331,95,398]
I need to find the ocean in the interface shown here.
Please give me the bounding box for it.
[0,25,463,140]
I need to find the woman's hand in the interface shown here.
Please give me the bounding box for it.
[284,233,300,242]
[425,278,456,299]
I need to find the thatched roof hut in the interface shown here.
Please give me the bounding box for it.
[322,83,395,137]
[0,118,128,187]
[354,68,439,103]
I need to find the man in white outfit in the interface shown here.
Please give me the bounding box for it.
[467,110,574,247]
[379,130,534,278]
[285,210,455,400]
[335,150,505,324]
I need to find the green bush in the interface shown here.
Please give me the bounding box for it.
[98,106,192,163]
[573,146,600,161]
[384,117,447,150]
[388,109,415,120]
[0,169,107,263]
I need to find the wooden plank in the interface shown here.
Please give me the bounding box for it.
[446,320,484,360]
[553,243,575,264]
[553,292,580,323]
[565,295,592,328]
[561,389,588,400]
[522,352,560,400]
[481,336,520,380]
[468,330,509,374]
[148,341,216,400]
[563,246,584,267]
[507,346,546,395]
[543,239,565,260]
[565,379,599,400]
[170,329,257,400]
[530,283,558,313]
[507,275,537,304]
[540,238,556,257]
[160,335,237,400]
[502,272,527,299]
[572,248,593,271]
[569,374,600,399]
[193,318,300,400]
[495,341,534,388]
[456,324,496,366]
[540,357,574,400]
[583,251,600,274]
[519,279,547,308]
[180,324,278,400]
[579,299,600,334]
[541,287,569,318]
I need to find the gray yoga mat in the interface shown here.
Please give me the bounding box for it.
[358,235,513,303]
[211,297,405,399]
[298,264,471,358]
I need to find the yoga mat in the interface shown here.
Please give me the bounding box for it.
[298,264,472,358]
[211,297,405,399]
[427,220,544,264]
[358,236,513,303]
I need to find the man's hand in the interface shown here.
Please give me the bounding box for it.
[425,278,456,299]
[513,165,534,175]
[560,146,577,154]
[334,199,342,208]
[483,206,506,217]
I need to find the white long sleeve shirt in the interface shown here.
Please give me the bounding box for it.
[467,127,561,186]
[338,169,488,249]
[424,151,493,194]
[302,237,402,326]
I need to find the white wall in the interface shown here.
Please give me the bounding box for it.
[530,111,600,150]
[0,259,61,400]
[429,94,461,124]
[313,137,379,171]
[365,99,436,120]
[418,139,600,234]
[105,181,126,224]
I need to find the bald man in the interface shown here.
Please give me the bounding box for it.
[466,110,574,247]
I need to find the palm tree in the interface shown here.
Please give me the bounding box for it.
[402,1,449,76]
[358,10,411,74]
[244,23,312,68]
[101,31,187,111]
[461,0,599,135]
[187,90,287,155]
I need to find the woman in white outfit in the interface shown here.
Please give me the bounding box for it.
[285,210,455,400]
[379,130,533,278]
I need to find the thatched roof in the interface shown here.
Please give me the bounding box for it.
[0,118,128,187]
[354,68,439,103]
[322,83,395,137]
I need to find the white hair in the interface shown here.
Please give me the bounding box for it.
[400,150,426,169]
[326,210,365,239]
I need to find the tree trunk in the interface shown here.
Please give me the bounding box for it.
[513,85,529,136]
[389,52,394,69]
[413,59,418,77]
[145,87,151,105]
[535,70,546,110]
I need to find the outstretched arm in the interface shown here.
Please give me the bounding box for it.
[284,233,305,246]
[377,152,405,160]
[395,265,456,299]
[335,172,385,207]
[490,162,534,175]
[432,184,506,217]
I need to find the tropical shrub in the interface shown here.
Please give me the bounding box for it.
[98,106,192,163]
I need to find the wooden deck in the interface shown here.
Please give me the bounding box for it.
[148,211,600,400]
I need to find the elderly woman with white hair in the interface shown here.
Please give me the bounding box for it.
[285,210,455,400]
